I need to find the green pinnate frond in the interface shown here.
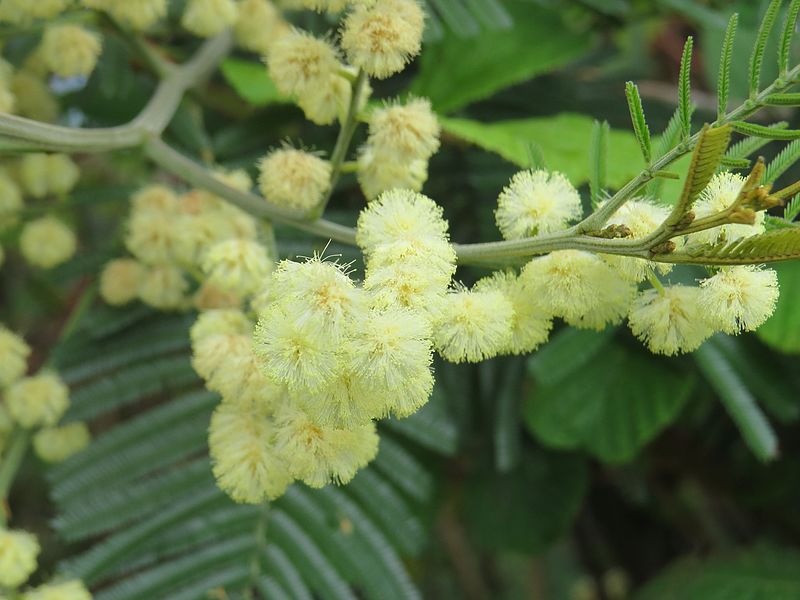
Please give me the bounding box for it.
[779,0,800,74]
[680,227,800,264]
[718,14,738,120]
[731,120,800,139]
[765,92,800,104]
[726,122,788,158]
[750,0,783,97]
[784,193,800,220]
[679,36,694,138]
[664,124,732,229]
[765,139,800,182]
[625,81,651,163]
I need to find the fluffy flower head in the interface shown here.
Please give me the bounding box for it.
[356,189,449,253]
[235,0,286,54]
[496,169,582,239]
[33,422,91,463]
[0,529,39,588]
[191,309,252,345]
[357,145,428,200]
[367,98,440,161]
[341,0,425,78]
[182,0,239,37]
[258,148,331,211]
[201,239,272,297]
[267,30,340,98]
[138,265,187,310]
[22,579,92,600]
[99,258,145,306]
[82,0,168,30]
[273,405,379,487]
[691,171,765,244]
[209,401,292,503]
[699,265,779,334]
[41,25,102,78]
[0,325,30,387]
[5,372,69,428]
[628,286,713,356]
[603,198,672,282]
[20,217,76,269]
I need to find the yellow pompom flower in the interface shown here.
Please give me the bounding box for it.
[690,171,765,245]
[0,59,15,113]
[258,148,331,211]
[273,404,379,487]
[235,0,285,54]
[0,0,71,23]
[270,257,364,339]
[357,146,428,200]
[193,332,282,406]
[356,189,449,253]
[254,303,340,393]
[33,422,91,463]
[522,250,636,330]
[46,154,81,196]
[602,198,672,282]
[364,260,449,312]
[347,307,434,416]
[6,372,69,428]
[0,324,30,387]
[298,367,380,429]
[82,0,168,30]
[20,217,77,269]
[474,271,553,354]
[99,258,145,306]
[267,30,340,99]
[340,0,425,79]
[182,0,239,37]
[495,169,583,239]
[0,170,22,230]
[193,280,242,311]
[18,153,50,198]
[209,401,293,503]
[201,239,272,297]
[296,73,355,125]
[190,309,252,345]
[432,286,514,363]
[41,25,102,79]
[628,286,714,356]
[131,184,179,213]
[367,98,440,161]
[137,265,188,310]
[366,237,456,288]
[125,209,180,265]
[699,265,779,334]
[22,579,92,600]
[0,529,39,588]
[10,71,58,122]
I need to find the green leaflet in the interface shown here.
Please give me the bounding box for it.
[749,0,783,96]
[718,13,738,119]
[625,82,651,163]
[679,227,800,264]
[764,138,800,182]
[780,0,800,74]
[679,37,694,138]
[663,124,732,229]
[731,120,800,139]
[220,58,287,107]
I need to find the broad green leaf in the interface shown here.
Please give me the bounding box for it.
[524,342,694,463]
[410,1,594,113]
[464,449,587,554]
[220,58,287,107]
[637,544,800,600]
[758,260,800,352]
[440,114,641,189]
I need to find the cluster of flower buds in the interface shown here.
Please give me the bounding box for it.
[0,153,80,271]
[0,324,91,597]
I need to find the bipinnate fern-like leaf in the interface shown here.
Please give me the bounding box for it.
[731,120,800,140]
[625,81,651,163]
[679,36,694,138]
[47,308,451,599]
[663,124,732,230]
[718,14,738,119]
[749,0,783,97]
[779,0,800,75]
[680,227,800,264]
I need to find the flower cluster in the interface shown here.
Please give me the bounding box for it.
[100,175,264,311]
[0,325,92,597]
[0,153,80,271]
